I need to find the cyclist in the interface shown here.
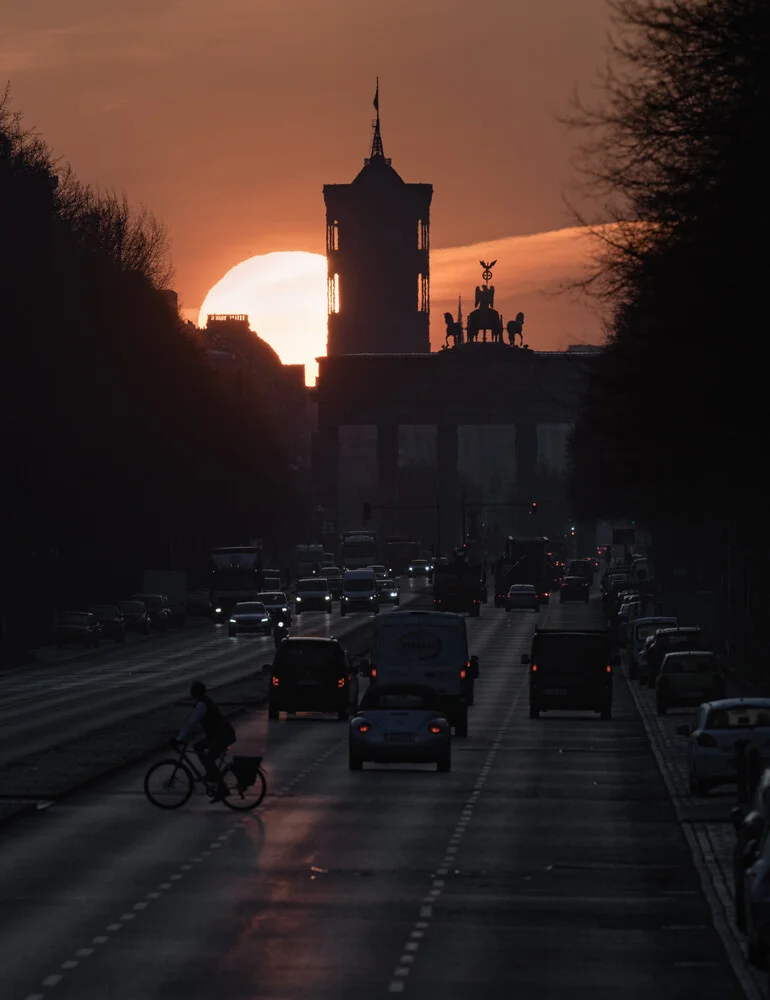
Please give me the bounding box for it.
[174,680,236,800]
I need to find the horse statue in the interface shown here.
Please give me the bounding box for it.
[506,312,525,346]
[443,311,464,347]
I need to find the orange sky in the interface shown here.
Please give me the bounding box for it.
[1,0,611,350]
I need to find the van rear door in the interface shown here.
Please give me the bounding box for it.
[372,614,467,696]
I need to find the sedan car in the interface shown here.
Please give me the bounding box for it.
[367,565,389,582]
[132,592,173,631]
[51,612,102,648]
[560,576,590,603]
[732,769,770,934]
[256,591,292,625]
[377,578,401,606]
[505,584,539,611]
[88,604,126,643]
[677,697,770,795]
[349,683,451,771]
[655,651,725,715]
[117,600,152,635]
[228,602,273,637]
[740,824,770,969]
[408,559,434,579]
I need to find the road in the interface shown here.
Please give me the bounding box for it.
[0,586,750,999]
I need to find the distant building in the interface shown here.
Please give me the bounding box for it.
[323,97,432,355]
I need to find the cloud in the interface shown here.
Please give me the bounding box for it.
[430,226,607,351]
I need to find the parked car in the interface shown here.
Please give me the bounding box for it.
[228,602,273,637]
[88,604,126,643]
[132,592,174,631]
[348,683,451,771]
[628,616,678,680]
[505,584,540,611]
[677,698,770,796]
[655,651,725,715]
[117,600,151,635]
[740,824,770,968]
[267,637,358,721]
[616,600,643,648]
[643,626,703,687]
[51,612,102,648]
[559,576,590,603]
[377,578,401,606]
[732,767,770,933]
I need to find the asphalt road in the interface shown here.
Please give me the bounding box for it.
[0,589,749,999]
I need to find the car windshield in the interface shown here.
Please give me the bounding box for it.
[118,601,144,613]
[382,580,396,589]
[636,623,672,642]
[661,634,701,650]
[706,707,770,729]
[299,580,328,592]
[258,593,286,604]
[662,656,717,673]
[60,613,88,624]
[89,605,118,616]
[510,586,535,593]
[233,603,266,614]
[345,578,374,592]
[413,560,427,567]
[275,642,343,673]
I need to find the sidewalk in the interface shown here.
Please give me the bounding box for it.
[0,672,267,828]
[626,662,766,999]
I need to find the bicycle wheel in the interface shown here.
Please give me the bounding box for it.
[220,765,267,811]
[144,758,194,809]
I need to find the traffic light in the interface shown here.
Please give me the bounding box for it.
[529,501,538,517]
[570,525,576,536]
[362,502,372,521]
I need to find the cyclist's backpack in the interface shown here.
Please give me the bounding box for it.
[231,755,262,787]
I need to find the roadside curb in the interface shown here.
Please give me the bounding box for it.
[625,669,764,1000]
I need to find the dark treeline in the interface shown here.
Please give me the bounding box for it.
[1,95,301,658]
[568,0,770,666]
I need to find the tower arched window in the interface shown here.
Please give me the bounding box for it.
[417,219,429,251]
[327,273,340,314]
[326,220,339,252]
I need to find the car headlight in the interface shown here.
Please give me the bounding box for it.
[343,595,349,601]
[261,617,269,623]
[408,566,413,572]
[325,595,331,600]
[369,595,374,600]
[296,596,302,602]
[276,621,284,628]
[229,618,236,624]
[215,607,222,614]
[390,592,398,598]
[281,607,288,612]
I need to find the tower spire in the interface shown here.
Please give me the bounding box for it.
[370,77,384,159]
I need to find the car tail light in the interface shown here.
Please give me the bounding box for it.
[358,722,371,733]
[271,676,279,687]
[606,664,612,674]
[531,664,538,673]
[337,677,346,689]
[697,732,718,748]
[429,724,442,734]
[460,665,467,680]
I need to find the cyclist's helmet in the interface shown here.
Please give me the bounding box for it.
[190,680,207,700]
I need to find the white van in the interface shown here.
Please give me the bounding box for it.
[341,569,379,615]
[367,611,470,735]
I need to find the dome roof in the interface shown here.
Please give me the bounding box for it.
[352,154,405,188]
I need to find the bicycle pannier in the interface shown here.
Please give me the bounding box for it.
[231,755,262,787]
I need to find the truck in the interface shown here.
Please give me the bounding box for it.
[432,554,484,617]
[385,536,420,576]
[494,536,550,607]
[293,544,325,579]
[209,545,262,620]
[141,570,188,625]
[341,530,378,570]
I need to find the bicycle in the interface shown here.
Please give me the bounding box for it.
[144,742,267,811]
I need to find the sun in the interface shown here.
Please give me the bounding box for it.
[198,251,327,384]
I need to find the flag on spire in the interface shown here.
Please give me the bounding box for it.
[373,79,379,112]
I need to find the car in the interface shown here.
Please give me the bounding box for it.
[732,768,770,934]
[367,564,389,582]
[737,805,770,967]
[559,576,590,603]
[132,592,174,631]
[654,651,724,715]
[377,578,401,605]
[267,637,358,721]
[294,578,333,613]
[348,683,451,771]
[524,627,613,720]
[408,559,433,579]
[88,604,126,643]
[679,698,770,796]
[322,567,343,600]
[51,612,102,648]
[616,600,643,648]
[228,602,273,637]
[117,600,152,635]
[628,616,678,680]
[340,569,380,616]
[643,626,703,687]
[504,584,539,611]
[256,591,292,625]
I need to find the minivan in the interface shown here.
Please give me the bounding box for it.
[365,610,471,736]
[267,637,358,721]
[523,628,613,720]
[340,569,379,615]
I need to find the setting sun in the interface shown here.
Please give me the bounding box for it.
[198,251,327,384]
